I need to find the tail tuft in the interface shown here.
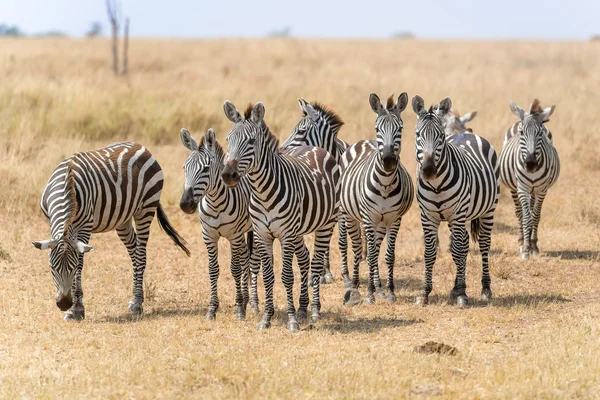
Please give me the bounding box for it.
[157,203,191,256]
[470,219,481,244]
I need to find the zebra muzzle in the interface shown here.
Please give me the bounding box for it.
[421,157,437,181]
[382,146,398,171]
[524,153,538,172]
[179,188,198,214]
[222,161,241,187]
[56,291,73,311]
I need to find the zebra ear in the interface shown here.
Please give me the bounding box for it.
[180,128,198,152]
[538,105,555,123]
[224,101,242,123]
[297,98,308,116]
[438,98,452,116]
[510,101,525,120]
[251,102,265,124]
[369,93,384,115]
[460,111,477,124]
[205,128,217,151]
[32,239,57,251]
[304,103,319,122]
[75,241,93,254]
[396,92,408,113]
[412,95,425,116]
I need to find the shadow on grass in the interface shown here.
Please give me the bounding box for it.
[348,276,423,292]
[320,317,422,334]
[391,293,571,309]
[493,221,515,234]
[543,250,599,260]
[96,307,209,324]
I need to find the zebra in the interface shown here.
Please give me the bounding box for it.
[339,93,414,305]
[498,99,559,260]
[32,142,190,320]
[179,128,260,320]
[221,101,340,330]
[411,95,499,306]
[439,108,478,137]
[280,98,352,284]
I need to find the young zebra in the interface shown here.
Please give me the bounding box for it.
[412,96,499,306]
[281,98,350,284]
[179,128,260,320]
[339,93,414,305]
[498,99,559,260]
[32,142,190,320]
[439,109,478,137]
[221,101,340,331]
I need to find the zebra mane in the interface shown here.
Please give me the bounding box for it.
[529,98,542,115]
[311,102,344,128]
[62,158,79,236]
[243,103,254,120]
[386,95,395,110]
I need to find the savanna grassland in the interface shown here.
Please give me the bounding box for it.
[1,38,600,399]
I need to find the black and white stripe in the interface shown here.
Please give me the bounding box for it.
[221,101,340,331]
[339,93,414,305]
[33,142,190,320]
[498,99,560,259]
[412,96,499,306]
[179,128,260,320]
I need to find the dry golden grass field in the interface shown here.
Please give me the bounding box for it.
[1,38,600,399]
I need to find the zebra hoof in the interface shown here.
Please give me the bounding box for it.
[456,296,469,308]
[235,306,246,320]
[481,288,493,301]
[128,302,143,315]
[296,309,307,323]
[64,308,85,321]
[311,307,321,323]
[287,321,300,331]
[376,290,386,300]
[530,249,540,256]
[415,296,429,306]
[250,303,260,314]
[520,252,529,260]
[343,276,354,289]
[387,293,397,304]
[343,289,362,306]
[205,311,216,321]
[257,320,271,331]
[364,294,375,305]
[319,275,326,285]
[324,272,334,284]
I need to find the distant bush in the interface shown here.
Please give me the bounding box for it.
[0,24,23,37]
[392,31,415,39]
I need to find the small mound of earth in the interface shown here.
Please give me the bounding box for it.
[414,341,458,356]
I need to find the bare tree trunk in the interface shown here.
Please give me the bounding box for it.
[121,17,129,75]
[106,0,120,75]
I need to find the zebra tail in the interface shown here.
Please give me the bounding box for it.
[247,230,253,258]
[156,203,191,256]
[470,219,481,244]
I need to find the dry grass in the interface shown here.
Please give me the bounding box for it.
[1,38,600,399]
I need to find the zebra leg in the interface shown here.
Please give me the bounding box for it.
[416,213,440,305]
[257,236,275,330]
[203,234,220,321]
[294,237,310,323]
[343,218,363,306]
[448,218,469,307]
[338,214,353,288]
[517,189,533,260]
[310,228,331,322]
[477,213,495,301]
[364,224,385,305]
[128,211,155,314]
[510,191,524,251]
[229,235,248,320]
[322,229,335,284]
[65,231,90,321]
[116,220,142,314]
[384,221,401,304]
[530,192,547,256]
[249,237,261,314]
[280,239,299,331]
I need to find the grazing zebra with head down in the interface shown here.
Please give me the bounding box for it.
[498,99,559,260]
[179,128,260,320]
[221,101,340,330]
[412,96,499,306]
[281,98,350,284]
[32,142,190,320]
[340,93,414,305]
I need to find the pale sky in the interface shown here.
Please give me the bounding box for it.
[1,0,598,39]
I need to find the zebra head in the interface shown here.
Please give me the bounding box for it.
[369,92,408,172]
[412,95,451,181]
[436,108,477,136]
[32,236,93,311]
[510,99,555,173]
[179,128,223,214]
[288,98,320,143]
[222,101,265,188]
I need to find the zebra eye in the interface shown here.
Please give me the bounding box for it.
[202,165,209,172]
[247,138,256,145]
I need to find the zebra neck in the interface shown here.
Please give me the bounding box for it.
[204,180,228,209]
[373,154,399,188]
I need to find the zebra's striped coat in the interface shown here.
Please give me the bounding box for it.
[33,142,189,319]
[179,128,260,320]
[339,93,414,305]
[412,96,499,306]
[498,99,560,259]
[221,101,340,330]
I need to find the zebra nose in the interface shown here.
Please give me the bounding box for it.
[179,188,198,214]
[524,153,538,172]
[56,292,73,311]
[421,157,437,181]
[381,146,397,171]
[221,162,240,187]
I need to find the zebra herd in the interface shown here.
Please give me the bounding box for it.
[32,94,560,330]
